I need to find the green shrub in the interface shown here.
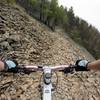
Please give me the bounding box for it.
[0,0,16,4]
[6,0,16,4]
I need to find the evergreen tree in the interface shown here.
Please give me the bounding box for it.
[67,7,76,29]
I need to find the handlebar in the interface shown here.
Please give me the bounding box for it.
[7,64,76,74]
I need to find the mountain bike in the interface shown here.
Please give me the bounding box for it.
[8,64,77,100]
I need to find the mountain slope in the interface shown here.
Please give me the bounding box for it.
[0,3,100,100]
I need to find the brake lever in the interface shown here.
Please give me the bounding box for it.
[7,67,32,75]
[63,65,76,74]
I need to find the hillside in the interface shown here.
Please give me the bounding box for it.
[0,3,100,100]
[16,0,100,59]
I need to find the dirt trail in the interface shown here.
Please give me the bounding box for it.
[0,3,100,100]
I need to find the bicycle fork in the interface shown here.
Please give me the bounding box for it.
[43,67,52,100]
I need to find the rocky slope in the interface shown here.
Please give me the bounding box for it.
[0,3,100,100]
